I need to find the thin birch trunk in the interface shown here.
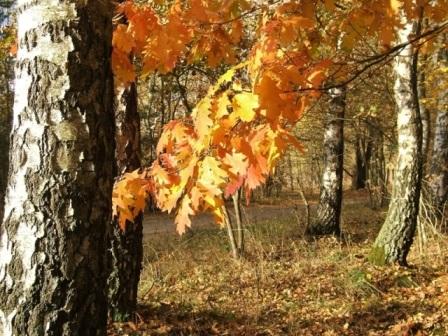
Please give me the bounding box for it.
[232,190,244,255]
[222,204,239,259]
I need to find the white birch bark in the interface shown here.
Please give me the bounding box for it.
[428,45,448,214]
[0,1,115,335]
[370,12,423,265]
[306,86,346,236]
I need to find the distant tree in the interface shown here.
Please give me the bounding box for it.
[352,130,372,190]
[366,118,389,209]
[0,0,13,24]
[0,1,115,334]
[306,86,346,237]
[418,71,430,164]
[428,39,448,217]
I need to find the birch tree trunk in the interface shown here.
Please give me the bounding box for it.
[428,46,448,216]
[428,107,448,216]
[0,1,114,335]
[306,86,346,237]
[108,82,144,321]
[418,71,430,164]
[370,16,423,266]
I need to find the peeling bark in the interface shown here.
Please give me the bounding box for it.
[370,16,423,266]
[0,1,114,335]
[306,86,346,237]
[108,82,143,321]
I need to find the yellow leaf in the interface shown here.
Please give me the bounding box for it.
[212,205,225,227]
[216,93,231,119]
[193,96,214,140]
[204,195,219,209]
[197,156,227,196]
[190,186,202,211]
[232,92,259,122]
[212,62,248,92]
[175,196,194,234]
[390,0,401,14]
[224,152,249,176]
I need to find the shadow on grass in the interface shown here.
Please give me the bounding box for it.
[296,299,445,336]
[110,297,445,336]
[126,302,253,336]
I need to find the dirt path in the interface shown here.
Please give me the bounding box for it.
[142,190,371,236]
[143,203,299,235]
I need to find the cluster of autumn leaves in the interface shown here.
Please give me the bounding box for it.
[112,0,248,81]
[113,61,306,233]
[112,0,448,233]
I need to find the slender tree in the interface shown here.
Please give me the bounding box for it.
[0,1,115,335]
[418,18,431,167]
[306,86,346,237]
[428,110,448,215]
[366,118,388,209]
[108,81,144,320]
[428,42,448,216]
[370,11,423,266]
[352,130,372,190]
[418,71,430,163]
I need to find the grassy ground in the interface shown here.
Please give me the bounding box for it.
[109,199,448,336]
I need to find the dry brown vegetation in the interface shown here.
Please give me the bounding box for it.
[109,193,448,336]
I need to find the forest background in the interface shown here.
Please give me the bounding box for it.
[0,0,447,335]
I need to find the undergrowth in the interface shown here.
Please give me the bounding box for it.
[109,200,448,336]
